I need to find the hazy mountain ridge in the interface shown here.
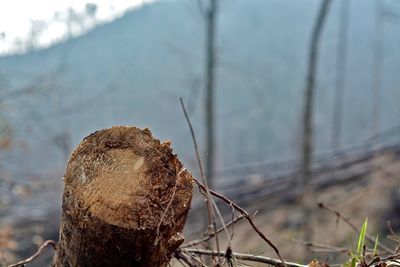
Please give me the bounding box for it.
[0,0,399,189]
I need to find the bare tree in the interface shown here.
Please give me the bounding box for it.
[85,3,98,19]
[85,3,98,26]
[26,20,47,52]
[331,0,350,150]
[54,8,85,41]
[204,0,218,189]
[370,0,384,140]
[300,0,332,247]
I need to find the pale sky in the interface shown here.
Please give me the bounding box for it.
[0,0,154,55]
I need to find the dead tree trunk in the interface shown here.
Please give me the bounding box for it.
[205,0,218,189]
[301,0,332,247]
[52,126,193,267]
[331,0,350,150]
[370,0,384,140]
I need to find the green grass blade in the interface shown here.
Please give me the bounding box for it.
[350,257,356,267]
[373,234,379,256]
[357,218,368,255]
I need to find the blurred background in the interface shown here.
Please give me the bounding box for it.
[0,0,400,265]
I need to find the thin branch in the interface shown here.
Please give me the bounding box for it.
[210,196,231,249]
[367,253,400,267]
[7,240,57,267]
[182,213,248,248]
[228,206,236,247]
[293,239,349,253]
[183,251,208,267]
[379,253,400,262]
[180,97,227,254]
[182,248,302,267]
[193,177,286,267]
[180,97,210,199]
[318,202,394,254]
[180,97,214,223]
[387,221,400,253]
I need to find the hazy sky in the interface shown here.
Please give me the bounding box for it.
[0,0,153,54]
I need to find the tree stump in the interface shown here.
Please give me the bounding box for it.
[52,126,193,267]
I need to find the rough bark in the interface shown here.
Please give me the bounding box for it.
[52,126,193,267]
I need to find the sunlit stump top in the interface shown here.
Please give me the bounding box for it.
[52,126,193,267]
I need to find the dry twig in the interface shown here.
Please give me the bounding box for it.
[7,240,56,267]
[180,97,231,253]
[181,98,285,266]
[387,221,400,254]
[367,253,400,267]
[293,239,349,254]
[182,214,248,248]
[193,177,286,266]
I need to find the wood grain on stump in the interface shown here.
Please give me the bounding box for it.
[52,126,193,267]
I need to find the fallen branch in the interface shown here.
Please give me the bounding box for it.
[7,240,56,267]
[181,248,304,267]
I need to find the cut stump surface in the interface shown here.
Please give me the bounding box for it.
[52,126,193,267]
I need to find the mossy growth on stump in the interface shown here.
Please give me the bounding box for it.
[52,126,193,267]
